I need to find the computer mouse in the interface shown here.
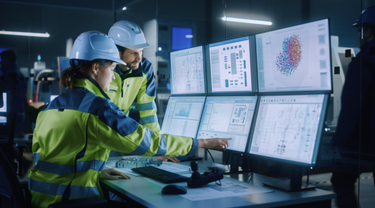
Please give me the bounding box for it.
[161,185,187,195]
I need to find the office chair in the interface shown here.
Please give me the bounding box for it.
[0,112,17,168]
[0,148,109,208]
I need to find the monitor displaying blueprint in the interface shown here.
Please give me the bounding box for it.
[161,96,205,138]
[208,36,253,93]
[170,46,205,94]
[256,19,332,93]
[249,94,328,166]
[197,96,257,152]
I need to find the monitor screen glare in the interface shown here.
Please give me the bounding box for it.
[256,19,331,92]
[249,94,326,165]
[209,37,253,93]
[161,96,205,138]
[0,93,7,123]
[197,96,257,152]
[170,46,205,94]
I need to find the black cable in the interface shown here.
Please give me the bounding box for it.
[306,167,310,186]
[205,149,215,163]
[215,180,222,186]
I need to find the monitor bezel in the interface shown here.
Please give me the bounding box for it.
[255,18,333,94]
[169,45,207,96]
[196,95,258,154]
[160,95,207,140]
[245,93,329,167]
[205,36,258,96]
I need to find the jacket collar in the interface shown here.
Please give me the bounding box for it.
[73,75,110,99]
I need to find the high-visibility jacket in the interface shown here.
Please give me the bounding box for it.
[107,57,160,134]
[28,77,198,208]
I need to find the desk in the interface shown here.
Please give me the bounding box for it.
[100,158,335,208]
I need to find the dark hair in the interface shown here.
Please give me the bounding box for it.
[60,59,113,89]
[116,45,128,54]
[0,49,17,64]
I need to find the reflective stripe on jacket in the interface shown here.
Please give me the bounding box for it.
[107,57,160,134]
[29,77,198,207]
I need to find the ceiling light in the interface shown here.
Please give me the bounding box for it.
[0,30,50,38]
[122,7,127,10]
[222,16,272,26]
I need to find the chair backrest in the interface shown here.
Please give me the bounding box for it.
[0,147,26,208]
[0,112,17,166]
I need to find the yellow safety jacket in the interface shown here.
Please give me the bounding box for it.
[28,76,198,208]
[107,57,160,134]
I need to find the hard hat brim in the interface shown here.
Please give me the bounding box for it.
[125,42,150,50]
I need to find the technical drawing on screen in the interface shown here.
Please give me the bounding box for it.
[197,96,257,152]
[208,37,253,93]
[249,94,328,166]
[161,96,205,138]
[256,19,332,93]
[170,46,205,94]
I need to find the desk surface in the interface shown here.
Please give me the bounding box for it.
[101,158,335,208]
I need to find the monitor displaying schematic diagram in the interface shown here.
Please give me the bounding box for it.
[207,36,255,93]
[197,96,257,152]
[161,96,205,138]
[170,46,206,95]
[256,19,332,93]
[248,94,328,166]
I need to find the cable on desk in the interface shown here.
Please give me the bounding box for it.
[205,149,215,163]
[215,180,222,186]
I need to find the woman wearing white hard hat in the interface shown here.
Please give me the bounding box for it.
[28,31,230,207]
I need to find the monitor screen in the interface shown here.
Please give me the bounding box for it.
[256,19,331,93]
[249,94,328,166]
[197,96,257,152]
[208,36,253,93]
[172,27,193,51]
[0,93,7,123]
[161,96,205,138]
[170,46,205,95]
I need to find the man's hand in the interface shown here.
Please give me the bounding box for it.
[155,156,180,163]
[100,168,131,180]
[198,138,232,150]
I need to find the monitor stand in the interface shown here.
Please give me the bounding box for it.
[221,152,251,174]
[263,166,316,192]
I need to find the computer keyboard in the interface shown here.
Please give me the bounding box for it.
[131,166,188,183]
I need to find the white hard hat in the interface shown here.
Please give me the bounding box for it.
[108,20,150,49]
[70,31,126,65]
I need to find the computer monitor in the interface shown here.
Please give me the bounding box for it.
[171,27,193,51]
[197,96,257,152]
[170,46,206,95]
[256,19,332,93]
[249,94,328,166]
[0,93,7,123]
[161,96,205,138]
[207,36,255,93]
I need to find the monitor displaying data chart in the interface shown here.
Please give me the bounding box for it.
[170,46,205,95]
[161,96,205,138]
[0,93,7,123]
[256,19,332,93]
[197,96,257,152]
[208,36,253,93]
[249,94,328,166]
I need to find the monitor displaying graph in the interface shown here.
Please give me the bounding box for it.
[170,46,205,95]
[208,36,253,93]
[256,19,331,93]
[161,96,205,138]
[0,93,7,123]
[249,94,328,166]
[197,96,257,152]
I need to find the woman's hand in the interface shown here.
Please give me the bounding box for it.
[198,138,231,150]
[100,168,131,180]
